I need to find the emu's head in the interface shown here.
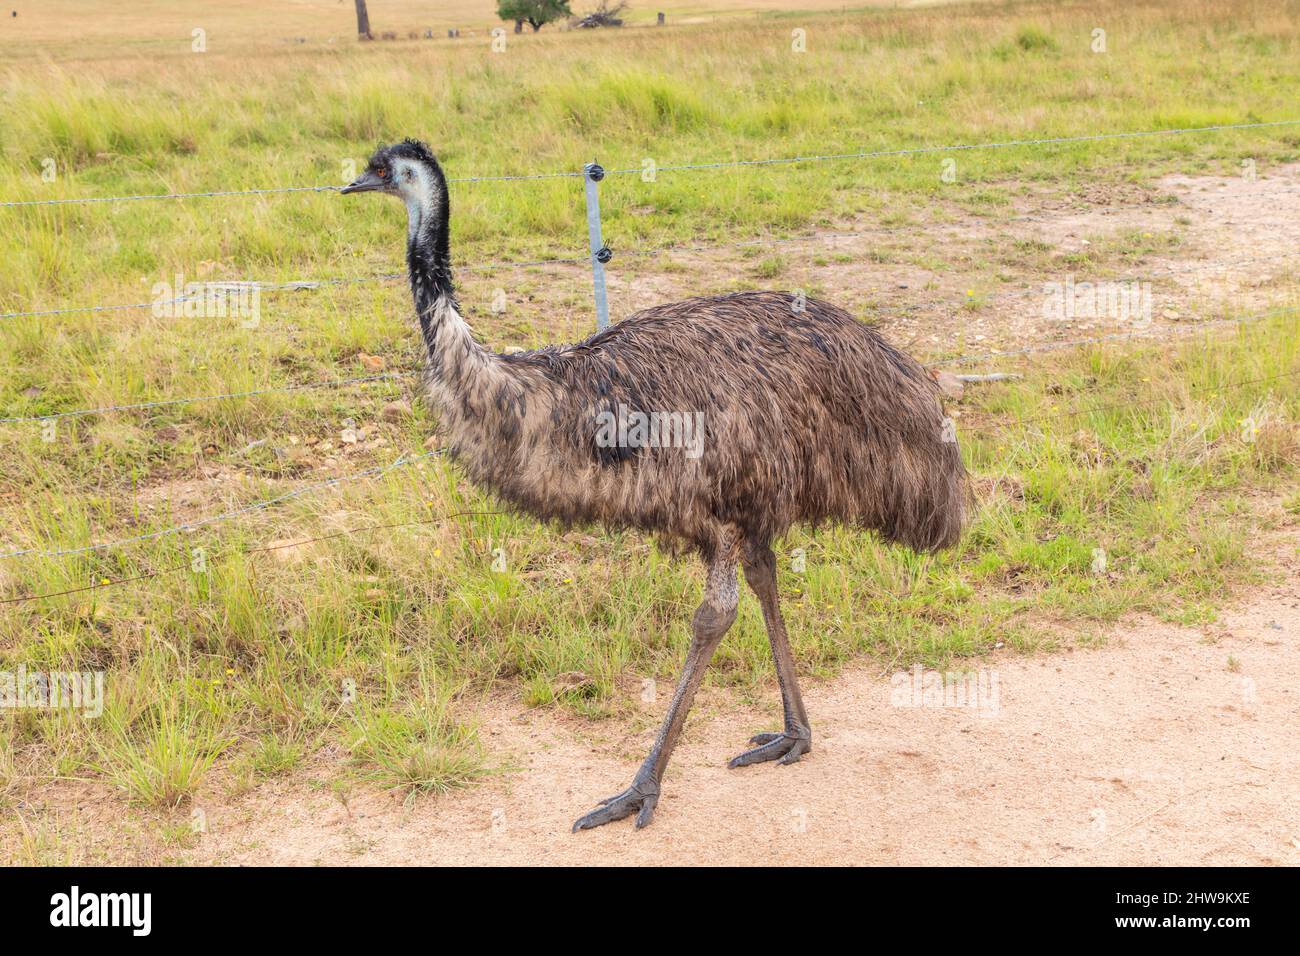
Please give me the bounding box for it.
[341,139,448,241]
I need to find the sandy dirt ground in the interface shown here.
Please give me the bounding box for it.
[606,161,1300,358]
[191,529,1300,866]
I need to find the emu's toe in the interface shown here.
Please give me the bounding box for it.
[572,777,660,832]
[728,726,812,768]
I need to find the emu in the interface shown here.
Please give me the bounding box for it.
[342,140,967,831]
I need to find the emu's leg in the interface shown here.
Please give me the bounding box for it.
[729,544,812,768]
[572,545,739,832]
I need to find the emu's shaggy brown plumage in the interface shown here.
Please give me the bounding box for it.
[463,291,965,559]
[343,140,967,833]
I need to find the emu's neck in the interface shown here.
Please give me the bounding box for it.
[403,193,521,445]
[405,200,460,365]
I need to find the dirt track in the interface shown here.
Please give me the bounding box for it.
[195,530,1299,866]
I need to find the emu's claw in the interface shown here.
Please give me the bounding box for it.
[572,777,660,832]
[728,726,812,768]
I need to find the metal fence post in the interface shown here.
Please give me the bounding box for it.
[583,162,612,332]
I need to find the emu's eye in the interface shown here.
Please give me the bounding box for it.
[376,167,389,179]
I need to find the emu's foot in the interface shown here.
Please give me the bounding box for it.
[728,726,812,768]
[571,775,660,832]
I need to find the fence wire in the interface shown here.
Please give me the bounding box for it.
[958,366,1300,435]
[1,117,1296,578]
[4,227,1294,327]
[0,450,441,561]
[602,120,1300,177]
[2,319,1295,566]
[935,309,1294,368]
[2,298,1293,427]
[0,508,502,606]
[0,254,591,321]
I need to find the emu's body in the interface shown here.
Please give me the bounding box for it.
[344,140,967,831]
[445,293,963,557]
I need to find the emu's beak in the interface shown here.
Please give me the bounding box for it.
[340,170,384,195]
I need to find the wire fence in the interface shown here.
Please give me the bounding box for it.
[0,506,503,607]
[3,239,1292,325]
[0,449,442,561]
[0,308,1283,428]
[936,311,1287,368]
[1,306,1293,567]
[599,120,1300,177]
[0,254,593,321]
[0,116,1297,591]
[1,347,1293,603]
[958,366,1300,433]
[0,199,1185,321]
[0,171,583,209]
[3,244,1293,427]
[0,372,411,425]
[3,116,1296,325]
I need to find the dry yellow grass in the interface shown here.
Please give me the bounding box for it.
[0,0,974,55]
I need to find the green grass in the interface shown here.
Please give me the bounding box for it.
[346,678,493,798]
[2,309,1295,826]
[1,0,1299,858]
[96,704,231,808]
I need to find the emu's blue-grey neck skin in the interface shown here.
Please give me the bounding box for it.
[402,159,438,245]
[394,155,459,362]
